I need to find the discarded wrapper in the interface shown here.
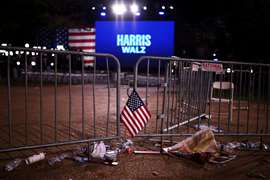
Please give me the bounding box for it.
[91,141,106,159]
[104,150,118,162]
[25,152,46,165]
[163,128,218,153]
[5,158,23,171]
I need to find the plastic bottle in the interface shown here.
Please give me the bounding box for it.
[5,158,23,171]
[48,153,71,166]
[25,152,45,165]
[104,150,118,162]
[73,156,88,163]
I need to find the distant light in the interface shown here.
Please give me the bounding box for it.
[31,52,35,56]
[102,6,106,10]
[31,61,36,66]
[20,51,24,54]
[25,43,30,48]
[9,51,14,56]
[100,12,106,16]
[1,43,7,46]
[36,52,39,56]
[143,6,147,10]
[161,5,166,10]
[159,11,165,15]
[250,69,254,73]
[213,58,218,61]
[169,6,174,10]
[135,12,140,16]
[50,62,54,67]
[226,68,231,73]
[37,46,41,49]
[33,46,37,49]
[42,46,47,49]
[112,3,127,15]
[213,53,216,57]
[26,52,30,55]
[16,61,20,66]
[130,3,139,14]
[56,45,65,51]
[15,51,19,55]
[52,53,55,57]
[91,6,95,10]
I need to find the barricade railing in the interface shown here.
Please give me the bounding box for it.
[0,46,121,153]
[133,56,270,138]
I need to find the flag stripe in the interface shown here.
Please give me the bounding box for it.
[69,32,95,36]
[122,109,138,133]
[69,29,95,33]
[68,36,95,40]
[121,115,136,137]
[124,107,142,130]
[69,39,95,43]
[68,42,95,47]
[122,111,139,134]
[125,107,144,130]
[144,106,151,118]
[134,110,147,126]
[137,108,148,124]
[123,108,141,132]
[133,110,146,127]
[83,49,95,52]
[141,106,151,120]
[70,46,95,50]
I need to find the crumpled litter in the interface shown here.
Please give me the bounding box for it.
[163,128,218,153]
[91,141,107,159]
[221,141,270,152]
[48,153,72,166]
[194,124,224,133]
[162,128,237,164]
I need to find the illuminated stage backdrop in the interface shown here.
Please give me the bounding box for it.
[95,21,174,69]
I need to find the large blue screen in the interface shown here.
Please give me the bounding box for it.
[95,21,174,68]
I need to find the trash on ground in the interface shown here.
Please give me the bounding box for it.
[91,141,106,159]
[104,150,118,162]
[134,150,161,154]
[152,171,159,176]
[73,156,89,163]
[118,139,133,153]
[104,161,119,166]
[48,153,73,166]
[73,146,88,156]
[25,152,46,165]
[194,124,224,133]
[5,158,23,171]
[163,128,218,153]
[221,141,270,152]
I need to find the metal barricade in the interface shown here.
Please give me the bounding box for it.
[0,46,121,153]
[133,56,270,138]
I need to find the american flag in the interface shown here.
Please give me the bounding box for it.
[55,28,68,49]
[68,28,96,66]
[121,90,151,137]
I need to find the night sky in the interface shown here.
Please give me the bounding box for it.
[0,0,269,62]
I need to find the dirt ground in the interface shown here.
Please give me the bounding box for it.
[0,83,270,179]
